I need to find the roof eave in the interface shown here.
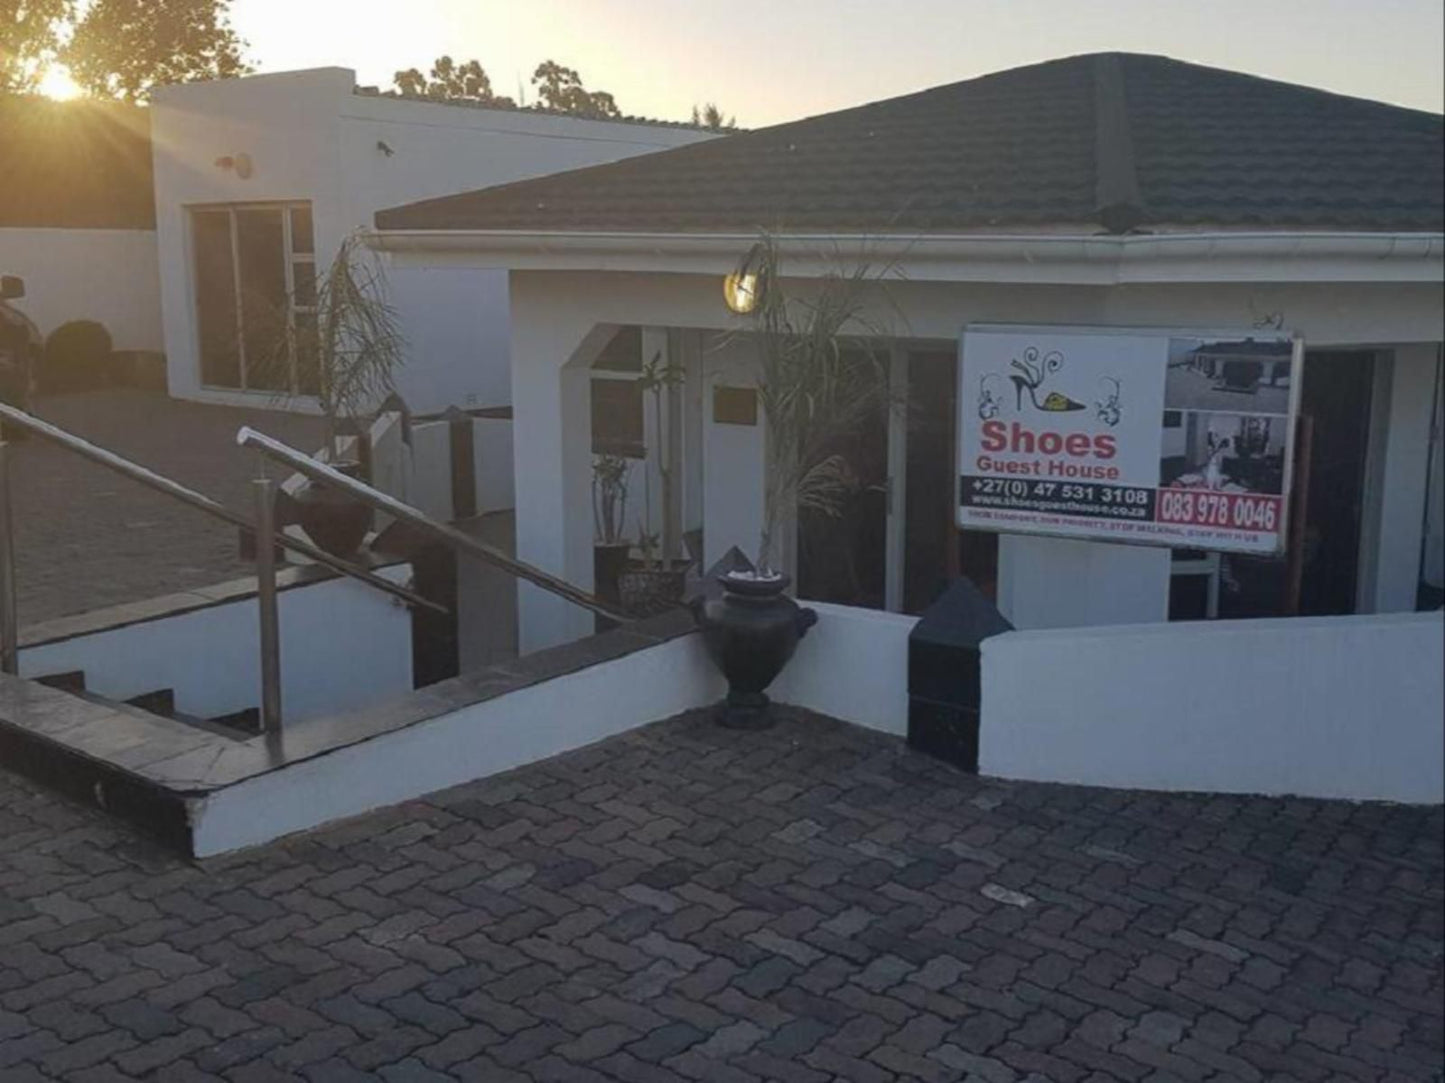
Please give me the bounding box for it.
[367,228,1445,285]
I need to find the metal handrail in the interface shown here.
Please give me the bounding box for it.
[236,425,633,624]
[0,402,444,616]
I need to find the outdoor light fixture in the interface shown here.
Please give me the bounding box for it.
[723,243,767,314]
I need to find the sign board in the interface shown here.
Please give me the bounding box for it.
[957,325,1301,554]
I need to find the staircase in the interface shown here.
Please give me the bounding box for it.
[35,670,260,739]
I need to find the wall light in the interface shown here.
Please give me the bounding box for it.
[723,243,767,315]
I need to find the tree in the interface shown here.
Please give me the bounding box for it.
[530,60,619,119]
[63,0,249,102]
[1,0,72,93]
[392,55,515,107]
[690,102,736,131]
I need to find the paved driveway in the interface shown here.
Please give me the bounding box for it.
[9,390,324,625]
[2,708,1440,1081]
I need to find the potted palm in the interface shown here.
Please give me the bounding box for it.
[285,235,406,555]
[694,235,893,727]
[617,351,690,615]
[592,453,631,606]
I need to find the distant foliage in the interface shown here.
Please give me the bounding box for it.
[690,102,737,131]
[392,55,516,107]
[529,60,619,119]
[63,0,250,102]
[390,56,622,119]
[0,0,72,93]
[43,319,113,392]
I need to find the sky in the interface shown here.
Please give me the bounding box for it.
[229,0,1445,127]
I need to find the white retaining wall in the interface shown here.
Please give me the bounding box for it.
[193,630,723,855]
[771,601,917,737]
[0,228,163,352]
[981,610,1445,803]
[20,567,413,723]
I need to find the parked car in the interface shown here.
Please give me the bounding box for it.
[0,276,39,418]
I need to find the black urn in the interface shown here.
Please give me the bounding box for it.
[692,572,818,729]
[289,460,372,557]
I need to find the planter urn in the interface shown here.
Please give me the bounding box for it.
[692,571,818,729]
[290,460,372,557]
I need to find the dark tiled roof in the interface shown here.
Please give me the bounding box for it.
[375,53,1444,236]
[0,97,154,230]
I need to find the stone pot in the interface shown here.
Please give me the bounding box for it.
[618,564,687,617]
[291,460,372,557]
[592,543,632,607]
[691,572,818,729]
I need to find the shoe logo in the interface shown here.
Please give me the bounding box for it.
[977,346,1124,427]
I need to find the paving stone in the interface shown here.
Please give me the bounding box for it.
[0,710,1437,1083]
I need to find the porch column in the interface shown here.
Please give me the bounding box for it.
[1363,343,1442,613]
[511,300,611,652]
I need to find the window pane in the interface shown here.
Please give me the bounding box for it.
[290,205,314,255]
[193,210,241,388]
[292,262,317,308]
[591,378,644,456]
[294,311,321,396]
[593,326,642,372]
[236,208,290,391]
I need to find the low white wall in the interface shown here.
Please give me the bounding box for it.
[981,611,1445,803]
[771,601,917,736]
[0,228,163,352]
[474,416,515,512]
[20,567,413,723]
[193,630,723,855]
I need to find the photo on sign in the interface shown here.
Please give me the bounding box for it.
[1159,411,1286,496]
[1165,336,1292,415]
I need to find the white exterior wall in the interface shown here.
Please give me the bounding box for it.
[769,603,917,736]
[981,611,1445,803]
[499,269,1443,648]
[192,629,722,856]
[151,68,712,414]
[0,228,162,352]
[19,567,413,723]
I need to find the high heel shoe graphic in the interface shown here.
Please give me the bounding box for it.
[1009,348,1085,412]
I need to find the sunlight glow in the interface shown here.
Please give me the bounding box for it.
[36,65,85,101]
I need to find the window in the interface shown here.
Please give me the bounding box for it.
[591,326,645,457]
[191,203,316,392]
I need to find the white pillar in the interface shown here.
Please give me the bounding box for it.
[1366,343,1442,613]
[510,297,609,652]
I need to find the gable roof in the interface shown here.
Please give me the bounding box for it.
[374,53,1444,236]
[0,97,155,230]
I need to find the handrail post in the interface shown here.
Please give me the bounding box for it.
[253,477,283,736]
[0,441,18,675]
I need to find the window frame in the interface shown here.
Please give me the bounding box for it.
[190,200,316,394]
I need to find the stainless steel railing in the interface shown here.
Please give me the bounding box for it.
[0,402,446,735]
[236,425,633,626]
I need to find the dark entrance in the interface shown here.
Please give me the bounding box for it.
[795,356,889,609]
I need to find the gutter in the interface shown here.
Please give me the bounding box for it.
[366,229,1445,285]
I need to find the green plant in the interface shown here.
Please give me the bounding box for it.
[637,350,684,570]
[42,319,113,392]
[592,454,630,545]
[744,235,896,574]
[285,234,407,454]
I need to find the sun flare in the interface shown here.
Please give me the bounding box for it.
[36,65,85,101]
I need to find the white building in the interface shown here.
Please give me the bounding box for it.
[372,53,1444,650]
[150,68,715,415]
[2,71,714,412]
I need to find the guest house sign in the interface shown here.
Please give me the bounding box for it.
[957,325,1302,554]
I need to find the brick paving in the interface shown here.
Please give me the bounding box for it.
[1,706,1441,1081]
[10,389,324,625]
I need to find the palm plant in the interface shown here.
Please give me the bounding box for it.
[745,235,896,574]
[292,234,406,456]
